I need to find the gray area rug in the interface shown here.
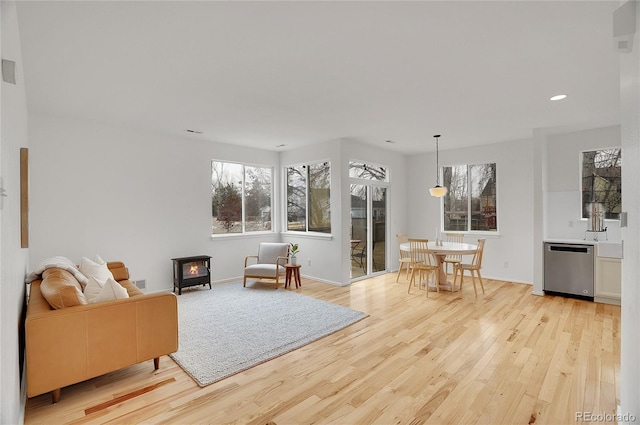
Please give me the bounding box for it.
[169,281,368,387]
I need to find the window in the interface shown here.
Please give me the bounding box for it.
[211,161,272,235]
[443,163,497,232]
[286,161,331,233]
[348,161,388,181]
[581,148,621,219]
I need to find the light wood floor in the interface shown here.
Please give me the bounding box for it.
[24,273,620,425]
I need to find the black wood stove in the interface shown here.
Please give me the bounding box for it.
[171,255,212,295]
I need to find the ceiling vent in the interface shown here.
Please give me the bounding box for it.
[613,0,636,53]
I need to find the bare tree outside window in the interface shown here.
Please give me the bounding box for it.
[443,163,497,232]
[212,162,243,234]
[211,161,273,235]
[287,165,307,231]
[309,163,331,233]
[244,166,272,231]
[581,148,622,220]
[470,163,497,231]
[348,161,388,181]
[443,165,468,231]
[287,162,331,234]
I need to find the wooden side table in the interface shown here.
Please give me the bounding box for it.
[284,264,302,289]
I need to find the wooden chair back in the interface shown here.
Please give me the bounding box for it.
[397,233,409,260]
[408,238,436,268]
[471,238,486,269]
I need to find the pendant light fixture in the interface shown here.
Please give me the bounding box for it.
[429,134,447,198]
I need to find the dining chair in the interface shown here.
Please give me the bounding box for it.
[408,238,439,297]
[395,233,412,282]
[443,232,464,276]
[351,241,367,273]
[453,238,486,297]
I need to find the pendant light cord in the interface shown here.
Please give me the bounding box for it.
[434,134,441,186]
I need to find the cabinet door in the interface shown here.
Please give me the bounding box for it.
[595,257,621,304]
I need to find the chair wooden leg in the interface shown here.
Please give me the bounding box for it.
[476,270,485,294]
[243,276,247,287]
[454,267,461,291]
[396,262,405,282]
[452,267,458,291]
[408,268,416,294]
[154,357,160,370]
[426,271,429,298]
[470,270,478,298]
[434,270,439,293]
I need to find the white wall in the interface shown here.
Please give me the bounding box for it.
[279,139,344,284]
[29,115,409,289]
[545,125,622,242]
[28,113,282,292]
[340,138,409,282]
[279,138,408,285]
[407,127,624,287]
[0,1,30,423]
[407,138,535,284]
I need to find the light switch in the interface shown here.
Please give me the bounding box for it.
[620,212,627,227]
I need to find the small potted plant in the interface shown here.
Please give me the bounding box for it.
[289,243,300,265]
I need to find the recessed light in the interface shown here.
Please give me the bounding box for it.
[550,94,568,101]
[385,140,396,144]
[185,129,203,134]
[276,144,286,148]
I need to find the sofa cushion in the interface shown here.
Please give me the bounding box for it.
[25,256,89,287]
[40,269,88,309]
[107,261,130,282]
[90,278,129,304]
[257,243,289,264]
[80,256,115,282]
[118,279,144,297]
[83,276,105,302]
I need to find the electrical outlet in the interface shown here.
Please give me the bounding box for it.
[307,259,311,266]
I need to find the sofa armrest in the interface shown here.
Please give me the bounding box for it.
[107,261,129,281]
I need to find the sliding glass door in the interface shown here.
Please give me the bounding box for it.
[350,184,387,279]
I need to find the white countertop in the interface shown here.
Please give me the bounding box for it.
[544,239,596,245]
[544,239,623,258]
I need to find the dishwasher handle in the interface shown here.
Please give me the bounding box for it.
[547,244,591,254]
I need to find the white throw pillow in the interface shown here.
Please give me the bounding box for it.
[83,276,105,302]
[90,277,129,304]
[80,256,114,282]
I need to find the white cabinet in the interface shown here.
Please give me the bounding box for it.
[595,256,621,305]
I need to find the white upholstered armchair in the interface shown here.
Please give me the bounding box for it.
[243,242,289,288]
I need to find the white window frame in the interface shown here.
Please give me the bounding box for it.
[441,162,498,234]
[211,160,274,237]
[283,159,332,236]
[579,147,622,221]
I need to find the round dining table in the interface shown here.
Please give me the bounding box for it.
[399,241,478,291]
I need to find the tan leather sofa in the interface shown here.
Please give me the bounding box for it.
[25,261,178,403]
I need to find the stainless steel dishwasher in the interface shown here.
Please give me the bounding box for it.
[544,242,594,300]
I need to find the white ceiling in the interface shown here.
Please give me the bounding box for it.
[15,1,622,154]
